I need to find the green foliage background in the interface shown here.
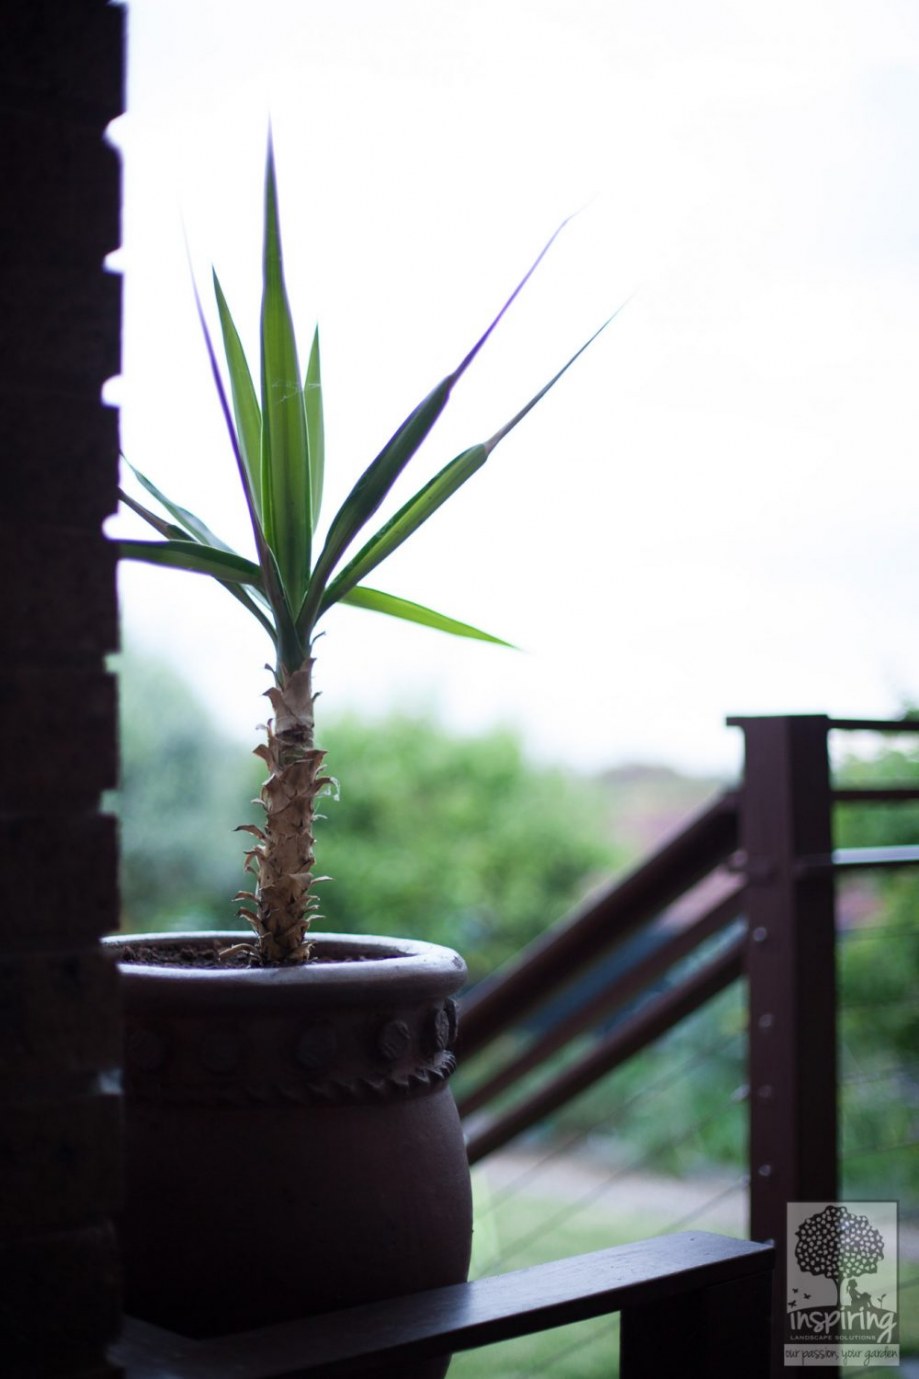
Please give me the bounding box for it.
[834,736,919,1203]
[114,652,262,932]
[314,713,619,980]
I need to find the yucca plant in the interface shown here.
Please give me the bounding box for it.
[117,141,613,965]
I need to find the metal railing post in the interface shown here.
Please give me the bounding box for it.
[729,714,838,1375]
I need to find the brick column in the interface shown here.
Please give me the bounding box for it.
[0,4,125,1374]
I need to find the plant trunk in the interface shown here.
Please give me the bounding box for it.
[237,656,329,963]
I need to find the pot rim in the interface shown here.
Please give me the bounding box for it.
[104,931,467,1009]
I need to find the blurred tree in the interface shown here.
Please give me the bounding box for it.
[112,650,261,932]
[314,712,622,981]
[835,734,919,1064]
[834,731,919,1199]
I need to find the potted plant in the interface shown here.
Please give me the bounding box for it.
[109,141,611,1363]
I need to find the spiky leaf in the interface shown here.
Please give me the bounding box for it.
[117,538,264,588]
[124,460,237,552]
[340,585,512,645]
[322,445,487,611]
[305,327,324,530]
[214,272,263,518]
[260,141,312,607]
[297,220,577,639]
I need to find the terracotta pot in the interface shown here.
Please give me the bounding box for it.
[108,932,472,1375]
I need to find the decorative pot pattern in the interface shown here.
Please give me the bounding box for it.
[122,994,459,1106]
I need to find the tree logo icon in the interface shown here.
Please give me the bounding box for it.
[785,1200,899,1367]
[794,1203,885,1306]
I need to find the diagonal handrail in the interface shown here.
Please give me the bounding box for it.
[465,931,745,1163]
[458,882,745,1119]
[455,788,743,1166]
[457,789,739,1060]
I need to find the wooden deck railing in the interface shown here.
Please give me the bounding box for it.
[456,712,919,1378]
[456,790,744,1162]
[113,1232,773,1379]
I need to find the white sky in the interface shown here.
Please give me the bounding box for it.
[108,0,919,776]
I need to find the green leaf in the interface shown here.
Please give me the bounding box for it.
[297,220,575,640]
[260,139,312,607]
[305,326,324,531]
[118,486,190,544]
[213,272,262,519]
[193,278,277,556]
[316,296,623,622]
[118,518,276,639]
[117,539,264,588]
[298,378,452,637]
[123,460,235,552]
[119,461,277,621]
[194,267,297,656]
[482,303,628,456]
[338,585,513,646]
[321,445,487,612]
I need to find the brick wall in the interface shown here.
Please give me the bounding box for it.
[0,4,125,1374]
